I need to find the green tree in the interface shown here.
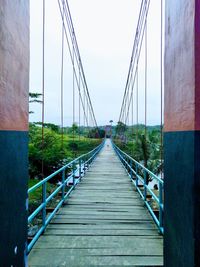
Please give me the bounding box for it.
[34,122,59,133]
[28,123,102,179]
[88,127,102,138]
[29,124,66,178]
[29,92,42,114]
[69,123,78,135]
[115,127,162,183]
[116,121,127,136]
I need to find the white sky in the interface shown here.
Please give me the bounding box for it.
[30,0,163,126]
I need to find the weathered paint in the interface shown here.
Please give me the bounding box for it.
[195,1,200,130]
[164,0,199,132]
[0,0,29,266]
[164,0,200,266]
[0,0,29,131]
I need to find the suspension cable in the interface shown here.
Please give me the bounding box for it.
[60,0,64,150]
[78,62,81,141]
[83,84,86,138]
[136,64,139,143]
[57,0,98,132]
[41,0,45,176]
[160,0,163,178]
[119,0,150,126]
[64,0,98,129]
[119,0,149,123]
[144,3,148,138]
[72,35,75,148]
[131,82,134,155]
[119,0,145,121]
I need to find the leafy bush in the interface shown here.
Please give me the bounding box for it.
[29,123,101,179]
[114,127,162,180]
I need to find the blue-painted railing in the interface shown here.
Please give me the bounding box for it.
[27,140,104,253]
[112,141,164,234]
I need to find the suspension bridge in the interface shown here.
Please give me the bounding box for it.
[1,0,200,267]
[28,139,163,266]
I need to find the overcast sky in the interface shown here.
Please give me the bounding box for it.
[30,0,163,126]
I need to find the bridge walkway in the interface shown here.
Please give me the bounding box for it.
[29,139,163,266]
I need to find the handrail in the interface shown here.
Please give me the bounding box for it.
[27,140,105,253]
[112,140,164,234]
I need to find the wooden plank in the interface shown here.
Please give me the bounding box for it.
[66,199,143,204]
[33,235,163,249]
[29,254,163,266]
[29,247,163,256]
[43,229,160,236]
[60,204,146,210]
[67,195,141,200]
[63,203,145,207]
[51,218,153,224]
[48,223,158,230]
[57,210,151,216]
[54,214,152,220]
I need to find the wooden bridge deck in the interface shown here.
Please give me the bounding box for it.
[29,140,163,266]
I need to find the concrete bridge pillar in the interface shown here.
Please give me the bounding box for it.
[164,1,200,266]
[0,1,29,266]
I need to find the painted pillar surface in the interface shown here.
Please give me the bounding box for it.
[0,1,29,266]
[164,1,200,266]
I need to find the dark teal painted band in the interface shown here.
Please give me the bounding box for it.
[0,130,28,266]
[164,131,200,267]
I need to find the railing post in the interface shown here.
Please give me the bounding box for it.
[136,164,138,188]
[83,156,85,176]
[85,155,87,175]
[79,158,82,181]
[143,170,147,201]
[89,153,92,165]
[124,155,126,170]
[42,182,47,229]
[126,158,129,173]
[72,162,75,186]
[62,169,65,200]
[129,159,131,176]
[159,181,163,231]
[130,160,133,180]
[90,153,93,164]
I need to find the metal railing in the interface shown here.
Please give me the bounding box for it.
[27,140,105,253]
[112,141,164,234]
